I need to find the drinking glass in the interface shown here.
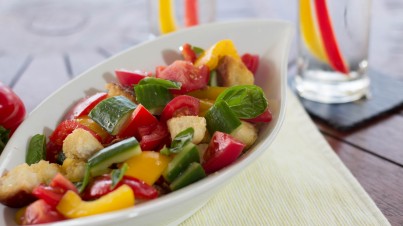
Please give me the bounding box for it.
[148,0,215,37]
[294,0,372,103]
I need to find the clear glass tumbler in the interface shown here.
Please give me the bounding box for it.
[294,0,372,103]
[148,0,215,37]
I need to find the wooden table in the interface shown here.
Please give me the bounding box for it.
[1,1,402,225]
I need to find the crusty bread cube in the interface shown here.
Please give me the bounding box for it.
[167,116,207,144]
[0,160,60,207]
[216,55,254,87]
[63,128,103,161]
[62,158,86,182]
[230,121,258,149]
[105,83,136,103]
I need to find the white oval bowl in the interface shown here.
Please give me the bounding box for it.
[0,19,293,226]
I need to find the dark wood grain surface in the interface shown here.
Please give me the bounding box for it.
[1,0,402,225]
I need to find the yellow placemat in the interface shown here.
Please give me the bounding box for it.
[181,88,390,226]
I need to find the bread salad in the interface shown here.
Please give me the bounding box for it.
[0,40,272,225]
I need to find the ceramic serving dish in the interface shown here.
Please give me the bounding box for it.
[0,19,293,226]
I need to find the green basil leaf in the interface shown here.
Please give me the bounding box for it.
[216,85,268,119]
[191,46,204,56]
[169,127,194,154]
[26,134,46,165]
[110,163,128,189]
[138,77,181,90]
[0,126,10,155]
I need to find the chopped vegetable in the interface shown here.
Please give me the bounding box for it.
[160,95,200,122]
[87,137,142,176]
[89,96,137,135]
[26,134,46,165]
[22,199,65,225]
[82,174,158,201]
[124,151,171,185]
[156,60,210,94]
[63,92,108,120]
[195,39,240,70]
[134,84,173,115]
[163,142,200,183]
[170,162,205,191]
[57,185,134,218]
[117,104,158,140]
[202,131,245,174]
[204,100,241,135]
[115,69,150,87]
[216,85,268,119]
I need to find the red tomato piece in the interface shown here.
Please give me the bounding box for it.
[82,175,158,201]
[241,53,260,75]
[156,60,209,94]
[115,69,151,87]
[49,120,101,146]
[180,43,197,63]
[202,131,245,174]
[49,173,78,193]
[45,141,62,164]
[155,66,167,77]
[32,173,78,207]
[117,104,159,140]
[63,92,108,120]
[21,199,65,225]
[0,82,26,134]
[160,95,200,122]
[244,108,272,123]
[140,122,170,151]
[32,185,64,207]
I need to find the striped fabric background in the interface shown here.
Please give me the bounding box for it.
[181,89,390,226]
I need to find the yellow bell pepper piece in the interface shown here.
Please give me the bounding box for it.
[299,0,328,63]
[158,0,178,34]
[15,206,26,225]
[198,99,214,117]
[76,116,109,141]
[124,151,171,185]
[187,86,227,100]
[56,185,134,218]
[195,39,240,70]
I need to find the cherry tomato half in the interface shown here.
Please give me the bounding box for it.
[115,69,151,87]
[156,60,209,94]
[160,95,200,122]
[64,92,108,120]
[241,53,259,75]
[202,131,245,174]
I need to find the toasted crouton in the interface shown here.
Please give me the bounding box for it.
[230,121,258,149]
[167,116,207,144]
[216,55,254,86]
[63,128,104,161]
[62,158,86,182]
[105,83,136,103]
[0,160,60,207]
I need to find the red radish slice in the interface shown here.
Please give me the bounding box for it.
[314,0,349,74]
